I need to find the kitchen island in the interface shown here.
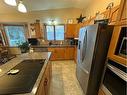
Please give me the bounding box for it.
[0,52,51,95]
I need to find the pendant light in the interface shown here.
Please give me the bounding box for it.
[18,0,27,13]
[4,0,17,6]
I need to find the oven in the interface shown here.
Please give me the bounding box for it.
[102,59,127,95]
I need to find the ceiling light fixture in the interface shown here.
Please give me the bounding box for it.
[18,0,27,13]
[4,0,17,6]
[48,20,57,25]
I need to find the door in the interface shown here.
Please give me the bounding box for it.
[76,24,98,94]
[65,47,74,59]
[77,27,86,65]
[81,24,98,72]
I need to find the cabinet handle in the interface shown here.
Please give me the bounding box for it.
[44,78,48,86]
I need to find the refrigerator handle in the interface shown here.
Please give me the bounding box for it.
[78,41,81,49]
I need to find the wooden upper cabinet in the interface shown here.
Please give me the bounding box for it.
[108,25,127,66]
[109,5,119,24]
[74,24,80,38]
[65,24,77,38]
[34,22,43,38]
[117,0,127,23]
[103,10,110,19]
[121,0,127,20]
[108,0,127,66]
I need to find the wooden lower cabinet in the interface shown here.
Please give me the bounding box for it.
[36,61,52,95]
[48,47,74,60]
[55,48,65,60]
[65,47,74,60]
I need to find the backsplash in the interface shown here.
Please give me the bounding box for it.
[38,39,75,45]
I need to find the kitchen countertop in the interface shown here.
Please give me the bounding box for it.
[31,44,76,48]
[0,52,51,95]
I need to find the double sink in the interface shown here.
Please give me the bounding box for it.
[0,59,45,95]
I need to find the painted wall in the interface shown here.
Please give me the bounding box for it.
[0,8,83,24]
[83,0,121,19]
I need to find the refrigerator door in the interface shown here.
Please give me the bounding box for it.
[77,27,86,65]
[81,24,98,72]
[76,24,99,94]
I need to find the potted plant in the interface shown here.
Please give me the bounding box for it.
[18,41,30,53]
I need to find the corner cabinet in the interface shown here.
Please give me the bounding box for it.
[48,47,74,60]
[36,61,52,95]
[48,48,65,60]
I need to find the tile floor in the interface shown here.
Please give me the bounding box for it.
[49,60,84,95]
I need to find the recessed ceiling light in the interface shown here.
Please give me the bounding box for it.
[4,0,17,6]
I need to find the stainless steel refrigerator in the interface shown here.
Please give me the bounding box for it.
[76,24,114,95]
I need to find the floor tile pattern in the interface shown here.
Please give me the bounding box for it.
[49,60,84,95]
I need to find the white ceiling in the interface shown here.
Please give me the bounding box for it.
[0,0,92,13]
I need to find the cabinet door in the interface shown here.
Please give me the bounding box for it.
[103,10,110,19]
[36,61,51,95]
[65,24,76,38]
[108,25,127,66]
[44,66,50,95]
[55,48,65,60]
[117,0,127,22]
[34,23,42,38]
[65,47,74,59]
[36,77,46,95]
[109,6,119,24]
[121,0,127,20]
[74,24,80,38]
[48,48,56,60]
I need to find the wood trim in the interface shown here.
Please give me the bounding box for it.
[98,88,106,95]
[117,0,127,21]
[109,6,119,23]
[108,24,127,66]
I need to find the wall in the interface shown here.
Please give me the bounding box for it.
[0,8,83,24]
[83,0,121,19]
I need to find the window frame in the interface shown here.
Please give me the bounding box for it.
[2,23,28,47]
[45,24,65,41]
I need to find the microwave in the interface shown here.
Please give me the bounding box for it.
[119,37,127,58]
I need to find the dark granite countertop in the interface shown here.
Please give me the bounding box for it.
[31,44,76,48]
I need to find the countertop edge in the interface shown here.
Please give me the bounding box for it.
[0,52,51,95]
